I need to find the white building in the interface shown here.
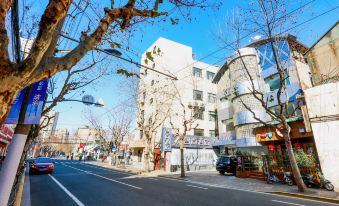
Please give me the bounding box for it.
[304,21,339,191]
[131,37,218,171]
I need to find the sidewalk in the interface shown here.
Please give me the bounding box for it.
[160,171,339,203]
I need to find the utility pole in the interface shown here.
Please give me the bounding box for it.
[0,89,32,205]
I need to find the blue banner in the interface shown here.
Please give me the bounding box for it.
[24,80,48,124]
[4,88,27,124]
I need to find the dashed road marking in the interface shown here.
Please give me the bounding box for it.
[272,200,306,206]
[186,185,208,190]
[48,174,85,206]
[63,164,142,190]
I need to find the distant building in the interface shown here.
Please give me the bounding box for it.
[131,37,219,171]
[304,21,339,191]
[75,127,107,154]
[39,110,59,140]
[54,128,70,143]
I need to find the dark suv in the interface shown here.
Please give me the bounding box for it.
[216,155,237,175]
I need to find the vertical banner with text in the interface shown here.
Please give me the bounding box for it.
[161,127,172,152]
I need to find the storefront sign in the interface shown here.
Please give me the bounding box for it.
[172,135,211,148]
[24,80,49,124]
[161,127,172,152]
[259,131,273,139]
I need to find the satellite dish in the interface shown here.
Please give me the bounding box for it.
[82,95,95,105]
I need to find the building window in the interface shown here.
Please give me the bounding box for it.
[151,80,154,86]
[208,111,217,122]
[226,120,235,131]
[193,109,204,120]
[150,98,153,104]
[208,93,216,103]
[209,130,216,137]
[142,92,146,100]
[222,119,235,132]
[194,129,204,136]
[193,67,202,78]
[265,72,290,91]
[193,90,203,101]
[207,71,215,80]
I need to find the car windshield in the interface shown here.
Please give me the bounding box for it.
[34,158,52,164]
[219,156,230,162]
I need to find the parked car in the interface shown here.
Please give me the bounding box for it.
[216,155,237,175]
[29,157,54,175]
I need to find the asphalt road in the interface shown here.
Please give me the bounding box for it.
[23,160,337,206]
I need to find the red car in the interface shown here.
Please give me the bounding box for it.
[29,157,54,175]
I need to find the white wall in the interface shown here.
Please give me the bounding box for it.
[170,148,217,167]
[311,120,339,191]
[305,82,339,191]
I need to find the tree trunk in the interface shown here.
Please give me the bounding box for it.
[179,137,185,178]
[282,121,307,192]
[0,89,19,126]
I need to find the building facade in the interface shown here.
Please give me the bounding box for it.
[212,35,312,156]
[132,37,219,171]
[304,21,339,191]
[39,110,59,140]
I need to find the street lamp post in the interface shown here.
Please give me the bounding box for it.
[46,98,105,107]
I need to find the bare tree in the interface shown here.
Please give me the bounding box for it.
[168,79,201,177]
[0,0,219,125]
[83,108,109,152]
[84,106,132,166]
[108,110,132,166]
[136,77,175,172]
[219,0,308,191]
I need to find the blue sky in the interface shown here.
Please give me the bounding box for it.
[24,0,338,134]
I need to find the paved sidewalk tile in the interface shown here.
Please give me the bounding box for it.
[160,171,339,200]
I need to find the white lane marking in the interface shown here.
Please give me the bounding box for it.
[187,185,208,190]
[272,200,306,206]
[48,174,85,206]
[147,178,158,181]
[63,164,142,190]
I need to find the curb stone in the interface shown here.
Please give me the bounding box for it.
[269,191,339,204]
[157,175,189,181]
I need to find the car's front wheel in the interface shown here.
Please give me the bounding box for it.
[219,171,225,175]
